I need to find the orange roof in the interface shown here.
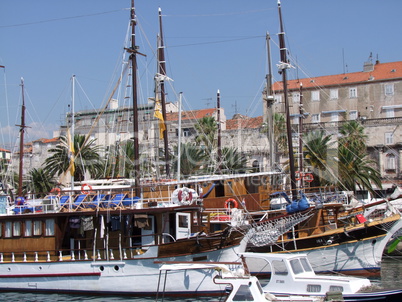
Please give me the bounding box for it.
[33,137,59,144]
[273,61,402,91]
[0,148,10,153]
[166,108,216,121]
[226,115,263,130]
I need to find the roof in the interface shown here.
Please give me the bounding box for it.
[166,108,216,122]
[0,148,11,153]
[273,61,402,91]
[226,115,263,130]
[33,137,59,144]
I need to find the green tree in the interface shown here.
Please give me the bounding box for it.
[44,134,104,181]
[24,168,57,198]
[194,116,218,150]
[220,147,248,174]
[337,144,382,193]
[171,142,207,178]
[303,130,333,186]
[339,120,367,154]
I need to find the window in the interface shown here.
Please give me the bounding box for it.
[292,116,300,124]
[311,90,320,102]
[307,284,322,293]
[274,94,282,104]
[385,132,394,145]
[0,222,2,237]
[311,114,320,123]
[45,219,55,236]
[5,221,12,238]
[330,113,339,122]
[33,220,42,236]
[349,110,358,120]
[386,154,396,170]
[385,108,395,118]
[25,220,32,237]
[330,89,338,100]
[272,260,288,275]
[290,259,304,274]
[13,222,21,237]
[385,83,394,96]
[349,87,357,98]
[292,92,300,103]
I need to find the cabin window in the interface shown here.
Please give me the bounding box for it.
[307,284,322,292]
[300,257,313,272]
[290,259,304,274]
[329,286,344,292]
[45,219,55,236]
[5,221,12,238]
[25,220,32,237]
[0,223,2,237]
[13,221,21,237]
[272,260,288,275]
[233,284,254,301]
[33,221,42,236]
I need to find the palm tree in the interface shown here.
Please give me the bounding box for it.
[337,144,382,193]
[273,113,287,155]
[194,116,218,150]
[303,130,333,186]
[171,142,208,178]
[220,147,248,174]
[339,120,367,154]
[24,168,56,198]
[44,134,104,181]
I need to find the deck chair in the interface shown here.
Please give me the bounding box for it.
[101,193,126,208]
[59,195,72,210]
[71,194,88,210]
[87,194,106,209]
[121,196,140,207]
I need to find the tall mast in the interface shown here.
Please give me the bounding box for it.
[177,92,183,182]
[130,0,140,196]
[158,7,170,178]
[217,89,222,173]
[277,0,297,200]
[298,83,304,188]
[265,32,275,172]
[17,77,26,197]
[70,75,75,191]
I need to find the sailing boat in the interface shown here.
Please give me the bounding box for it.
[245,0,402,276]
[0,2,252,296]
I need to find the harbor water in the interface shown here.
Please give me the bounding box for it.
[1,256,401,302]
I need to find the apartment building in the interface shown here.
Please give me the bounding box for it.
[272,60,402,184]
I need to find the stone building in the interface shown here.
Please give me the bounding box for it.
[272,60,402,186]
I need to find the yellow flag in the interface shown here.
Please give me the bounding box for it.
[154,100,166,139]
[67,128,75,176]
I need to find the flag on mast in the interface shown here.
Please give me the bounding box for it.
[154,98,166,139]
[66,128,75,176]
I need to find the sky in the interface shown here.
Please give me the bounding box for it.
[1,0,402,150]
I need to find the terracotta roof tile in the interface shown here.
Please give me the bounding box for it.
[226,116,263,130]
[166,108,216,121]
[0,148,11,153]
[273,61,402,91]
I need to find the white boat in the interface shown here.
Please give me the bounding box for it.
[157,261,322,302]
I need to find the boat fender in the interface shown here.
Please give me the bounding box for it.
[81,184,93,195]
[225,198,239,209]
[50,187,61,196]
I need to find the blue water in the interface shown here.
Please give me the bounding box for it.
[1,257,401,301]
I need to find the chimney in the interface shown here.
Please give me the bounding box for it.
[363,52,374,72]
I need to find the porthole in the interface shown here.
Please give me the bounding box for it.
[38,266,43,270]
[99,266,104,272]
[114,265,119,271]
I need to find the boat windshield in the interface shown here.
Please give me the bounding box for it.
[232,284,254,301]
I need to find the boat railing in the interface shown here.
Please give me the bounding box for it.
[7,191,200,215]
